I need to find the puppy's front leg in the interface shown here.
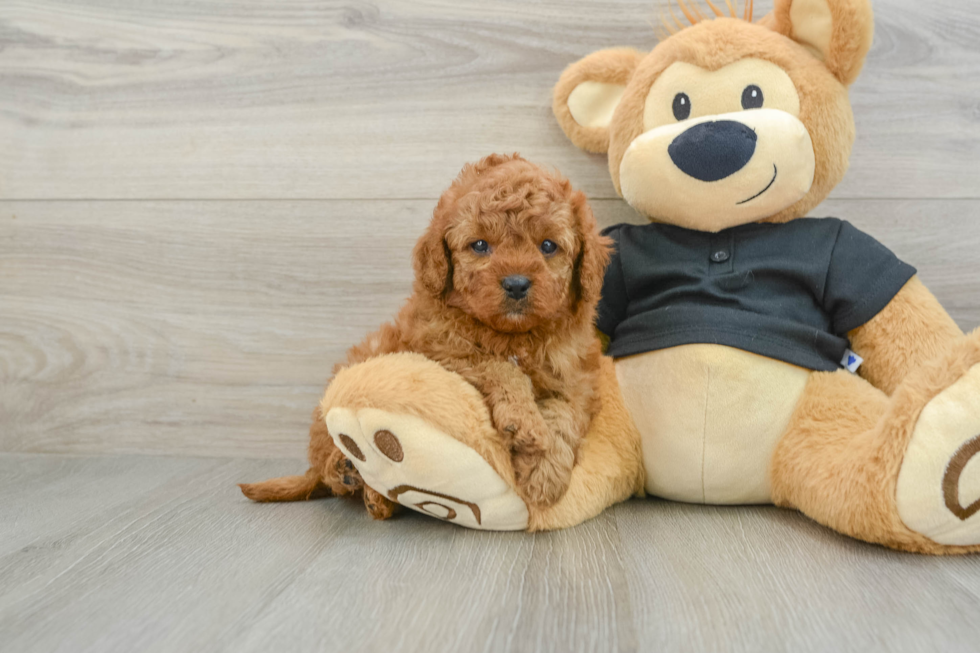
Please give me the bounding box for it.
[509,397,591,507]
[538,395,592,458]
[445,359,538,427]
[444,360,567,505]
[492,393,575,508]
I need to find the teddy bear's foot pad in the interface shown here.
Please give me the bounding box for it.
[897,362,980,545]
[326,407,529,530]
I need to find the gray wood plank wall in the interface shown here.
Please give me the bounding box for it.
[2,0,979,461]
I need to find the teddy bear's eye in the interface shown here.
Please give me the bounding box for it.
[672,93,692,121]
[741,85,764,110]
[471,240,490,254]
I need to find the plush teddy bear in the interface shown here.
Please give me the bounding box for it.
[256,0,980,554]
[545,0,980,554]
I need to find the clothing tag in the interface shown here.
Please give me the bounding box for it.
[841,349,863,373]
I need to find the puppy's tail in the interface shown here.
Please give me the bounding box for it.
[239,467,330,502]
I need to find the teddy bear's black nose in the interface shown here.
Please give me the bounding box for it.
[668,120,757,182]
[501,275,531,300]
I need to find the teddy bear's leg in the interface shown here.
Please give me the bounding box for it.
[322,352,530,530]
[770,329,980,553]
[322,352,644,531]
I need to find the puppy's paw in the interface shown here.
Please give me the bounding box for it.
[364,486,399,520]
[493,404,548,451]
[320,446,364,496]
[512,437,575,508]
[336,455,365,491]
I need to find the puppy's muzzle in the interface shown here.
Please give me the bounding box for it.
[501,275,532,300]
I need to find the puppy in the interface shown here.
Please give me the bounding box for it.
[240,153,610,515]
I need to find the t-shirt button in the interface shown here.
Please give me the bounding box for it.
[710,250,730,263]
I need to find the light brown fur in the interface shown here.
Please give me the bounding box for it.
[551,48,645,154]
[771,328,980,554]
[768,0,873,86]
[847,277,964,395]
[241,154,611,511]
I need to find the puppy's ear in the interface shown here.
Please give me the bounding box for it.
[570,191,611,312]
[553,48,643,154]
[412,212,454,298]
[768,0,874,86]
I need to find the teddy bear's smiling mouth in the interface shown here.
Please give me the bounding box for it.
[736,164,778,205]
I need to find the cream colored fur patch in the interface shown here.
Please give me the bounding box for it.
[789,0,834,62]
[615,345,809,504]
[896,363,980,545]
[327,407,529,531]
[568,81,626,128]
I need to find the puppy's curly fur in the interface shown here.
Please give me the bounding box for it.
[240,153,611,515]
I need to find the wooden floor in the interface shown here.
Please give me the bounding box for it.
[2,0,979,651]
[4,453,980,653]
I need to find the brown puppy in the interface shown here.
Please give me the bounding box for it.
[240,153,611,516]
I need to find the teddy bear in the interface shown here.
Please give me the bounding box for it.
[249,0,980,554]
[543,0,980,554]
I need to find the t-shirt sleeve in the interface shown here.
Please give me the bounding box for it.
[824,220,917,334]
[596,224,630,337]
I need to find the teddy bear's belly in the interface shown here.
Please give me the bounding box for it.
[615,344,811,504]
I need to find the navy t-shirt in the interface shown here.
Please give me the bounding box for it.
[597,218,916,371]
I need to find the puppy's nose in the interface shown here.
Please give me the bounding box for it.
[501,275,531,300]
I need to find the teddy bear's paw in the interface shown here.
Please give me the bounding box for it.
[325,406,529,531]
[896,362,980,545]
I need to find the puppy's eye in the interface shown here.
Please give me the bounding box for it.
[540,240,558,256]
[470,240,490,254]
[672,93,691,121]
[741,85,764,110]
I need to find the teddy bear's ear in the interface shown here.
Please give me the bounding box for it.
[767,0,874,86]
[553,48,643,154]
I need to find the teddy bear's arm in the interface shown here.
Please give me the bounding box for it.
[847,276,963,395]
